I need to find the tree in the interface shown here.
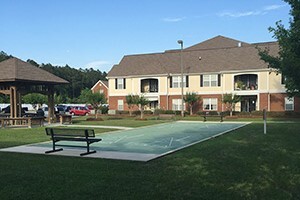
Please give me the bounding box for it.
[22,93,47,110]
[183,92,200,115]
[0,94,9,103]
[135,95,149,119]
[258,0,300,97]
[125,94,139,116]
[222,93,241,116]
[78,89,106,118]
[0,51,12,62]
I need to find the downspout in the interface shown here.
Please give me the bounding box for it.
[267,71,270,111]
[221,73,224,112]
[166,75,169,110]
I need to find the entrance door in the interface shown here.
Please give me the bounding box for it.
[241,96,257,112]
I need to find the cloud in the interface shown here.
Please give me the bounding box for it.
[218,11,262,18]
[218,4,285,18]
[163,17,185,22]
[263,4,286,11]
[84,60,111,71]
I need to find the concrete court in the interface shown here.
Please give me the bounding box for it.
[0,121,250,162]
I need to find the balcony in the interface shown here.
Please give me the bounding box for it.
[234,74,258,91]
[141,78,158,93]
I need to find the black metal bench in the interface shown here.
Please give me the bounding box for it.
[45,128,102,156]
[201,112,224,122]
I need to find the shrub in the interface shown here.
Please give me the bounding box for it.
[116,110,129,115]
[99,106,109,114]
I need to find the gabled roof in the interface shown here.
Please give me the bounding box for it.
[107,36,278,78]
[0,57,68,84]
[91,80,108,90]
[185,35,250,51]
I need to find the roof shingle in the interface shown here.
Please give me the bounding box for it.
[0,57,68,84]
[107,36,278,77]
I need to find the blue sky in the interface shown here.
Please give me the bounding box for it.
[0,0,290,72]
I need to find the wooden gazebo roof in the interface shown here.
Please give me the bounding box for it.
[0,57,68,123]
[0,57,68,84]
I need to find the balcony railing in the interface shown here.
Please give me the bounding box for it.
[141,79,158,93]
[234,74,258,91]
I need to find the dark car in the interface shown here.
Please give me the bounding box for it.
[1,105,28,114]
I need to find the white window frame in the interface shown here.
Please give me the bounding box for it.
[117,78,124,89]
[203,74,218,87]
[203,98,218,111]
[99,89,104,94]
[117,99,124,110]
[172,76,186,88]
[285,97,294,111]
[172,99,185,111]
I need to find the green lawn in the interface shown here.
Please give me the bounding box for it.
[0,119,299,200]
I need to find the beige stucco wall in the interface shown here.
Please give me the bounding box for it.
[108,70,286,96]
[269,72,285,91]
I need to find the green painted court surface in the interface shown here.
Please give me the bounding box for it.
[34,121,249,156]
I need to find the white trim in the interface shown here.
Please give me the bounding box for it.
[109,90,286,97]
[107,69,271,79]
[91,80,108,90]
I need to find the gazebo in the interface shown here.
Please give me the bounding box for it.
[0,57,69,124]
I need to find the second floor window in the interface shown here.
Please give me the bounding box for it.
[115,78,126,89]
[170,76,189,88]
[201,74,220,87]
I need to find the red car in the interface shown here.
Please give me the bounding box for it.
[69,106,90,116]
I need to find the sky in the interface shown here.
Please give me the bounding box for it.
[0,0,291,73]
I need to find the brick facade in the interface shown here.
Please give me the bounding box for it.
[91,80,109,103]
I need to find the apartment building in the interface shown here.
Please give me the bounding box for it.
[106,36,299,113]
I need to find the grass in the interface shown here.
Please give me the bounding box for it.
[0,118,299,199]
[0,127,117,148]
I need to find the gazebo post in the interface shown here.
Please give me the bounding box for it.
[47,85,55,124]
[9,86,17,119]
[17,89,22,117]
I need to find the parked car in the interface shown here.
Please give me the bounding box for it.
[1,105,28,114]
[69,106,90,116]
[40,106,61,117]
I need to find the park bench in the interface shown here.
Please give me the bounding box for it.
[45,128,102,156]
[0,116,44,128]
[201,112,224,122]
[57,114,72,124]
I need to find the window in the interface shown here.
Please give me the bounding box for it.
[201,74,220,87]
[281,74,286,85]
[99,89,104,94]
[203,98,218,111]
[118,100,124,110]
[115,78,126,89]
[141,79,158,93]
[172,99,185,111]
[171,76,188,88]
[285,97,294,111]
